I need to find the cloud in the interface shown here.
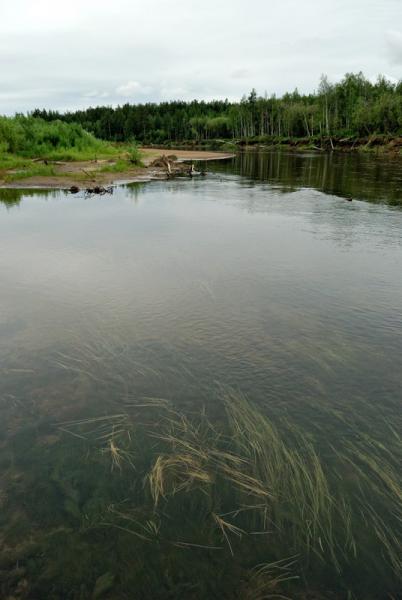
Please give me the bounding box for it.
[160,86,189,100]
[368,73,398,85]
[83,90,110,99]
[230,68,252,80]
[0,0,402,114]
[116,81,152,98]
[386,30,402,64]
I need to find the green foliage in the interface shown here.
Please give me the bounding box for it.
[99,159,130,173]
[0,154,30,172]
[4,164,56,182]
[0,115,118,160]
[30,72,402,143]
[126,143,143,166]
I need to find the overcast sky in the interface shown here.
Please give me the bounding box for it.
[1,0,401,115]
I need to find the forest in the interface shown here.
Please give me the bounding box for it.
[30,73,402,145]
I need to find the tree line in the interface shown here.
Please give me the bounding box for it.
[31,73,402,144]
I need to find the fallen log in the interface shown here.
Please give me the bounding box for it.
[85,185,113,195]
[150,155,207,179]
[31,158,65,165]
[81,168,96,181]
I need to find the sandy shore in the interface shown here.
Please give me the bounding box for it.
[141,148,235,164]
[0,148,235,189]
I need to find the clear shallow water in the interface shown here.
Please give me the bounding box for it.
[0,152,401,598]
[1,161,402,413]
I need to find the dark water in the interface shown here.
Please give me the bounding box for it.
[0,151,401,598]
[213,149,402,205]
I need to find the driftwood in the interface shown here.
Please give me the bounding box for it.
[85,186,113,196]
[68,185,113,196]
[81,168,96,181]
[31,158,65,165]
[150,155,173,169]
[151,155,206,179]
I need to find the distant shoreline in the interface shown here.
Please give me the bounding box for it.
[1,139,401,191]
[145,135,402,156]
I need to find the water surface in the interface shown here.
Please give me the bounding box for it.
[0,151,401,598]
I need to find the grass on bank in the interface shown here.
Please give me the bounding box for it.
[0,115,143,182]
[2,164,57,182]
[0,115,118,160]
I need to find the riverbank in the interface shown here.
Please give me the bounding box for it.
[0,148,235,189]
[146,134,402,156]
[2,136,401,191]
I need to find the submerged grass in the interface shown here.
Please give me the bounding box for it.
[1,330,400,598]
[57,388,402,599]
[145,394,346,572]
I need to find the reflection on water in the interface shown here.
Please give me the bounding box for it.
[210,150,402,205]
[0,155,401,598]
[0,187,59,207]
